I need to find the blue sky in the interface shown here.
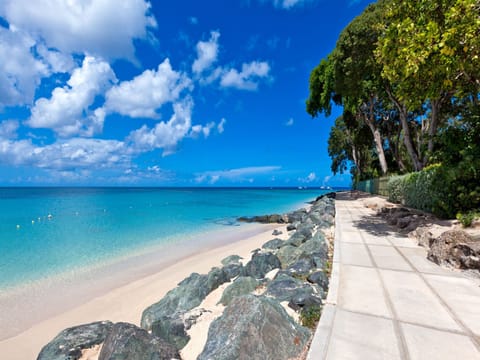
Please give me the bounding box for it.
[0,0,372,187]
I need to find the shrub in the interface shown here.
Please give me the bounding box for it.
[300,305,322,329]
[456,211,477,228]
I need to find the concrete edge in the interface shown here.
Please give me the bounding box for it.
[307,202,341,359]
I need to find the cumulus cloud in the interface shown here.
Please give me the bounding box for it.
[0,0,157,60]
[0,27,49,107]
[192,31,220,74]
[220,61,271,91]
[105,59,192,118]
[0,120,20,139]
[127,98,194,155]
[27,56,117,137]
[195,166,281,184]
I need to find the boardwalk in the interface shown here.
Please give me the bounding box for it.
[308,192,480,360]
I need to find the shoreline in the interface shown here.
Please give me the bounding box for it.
[0,222,283,360]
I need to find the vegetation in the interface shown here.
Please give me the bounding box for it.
[307,0,480,217]
[300,305,322,329]
[457,211,477,228]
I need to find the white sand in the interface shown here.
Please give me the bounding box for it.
[0,223,284,360]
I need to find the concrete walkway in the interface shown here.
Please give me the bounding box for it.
[308,192,480,360]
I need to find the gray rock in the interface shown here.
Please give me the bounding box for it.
[295,223,315,240]
[37,321,113,360]
[428,230,480,270]
[286,223,297,231]
[198,295,310,360]
[284,233,306,247]
[223,263,244,280]
[286,257,315,276]
[221,255,243,266]
[272,229,283,236]
[141,267,229,349]
[276,245,303,268]
[288,292,323,311]
[266,273,315,302]
[287,209,308,223]
[238,214,287,224]
[219,276,258,306]
[307,271,329,291]
[99,322,180,360]
[262,238,285,250]
[244,252,281,279]
[412,227,435,248]
[299,236,327,257]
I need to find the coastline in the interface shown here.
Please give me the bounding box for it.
[0,222,282,360]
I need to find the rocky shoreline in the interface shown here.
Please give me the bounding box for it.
[37,193,336,360]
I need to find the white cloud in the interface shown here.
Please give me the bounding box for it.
[27,56,117,137]
[0,120,19,139]
[127,98,194,155]
[192,31,220,74]
[0,27,49,107]
[220,61,271,91]
[299,172,317,183]
[0,0,157,60]
[105,59,192,118]
[270,0,311,9]
[285,118,294,126]
[217,118,227,134]
[195,166,281,184]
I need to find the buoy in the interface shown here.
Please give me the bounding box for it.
[47,214,53,219]
[16,224,20,229]
[31,220,35,224]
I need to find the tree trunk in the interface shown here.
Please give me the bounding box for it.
[425,98,441,166]
[386,87,423,171]
[363,115,388,175]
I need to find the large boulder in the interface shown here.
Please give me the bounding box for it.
[262,238,285,250]
[266,273,315,302]
[141,267,229,349]
[99,322,180,360]
[244,252,281,279]
[428,230,480,270]
[37,321,113,360]
[286,257,315,276]
[218,276,258,306]
[276,245,303,268]
[223,263,244,280]
[198,295,310,360]
[286,209,307,223]
[238,214,287,224]
[295,223,315,240]
[284,233,306,247]
[221,255,243,266]
[307,271,329,291]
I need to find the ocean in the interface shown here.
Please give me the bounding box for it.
[0,187,332,291]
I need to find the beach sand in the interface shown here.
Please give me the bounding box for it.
[0,223,283,360]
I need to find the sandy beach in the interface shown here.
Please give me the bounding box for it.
[0,222,283,360]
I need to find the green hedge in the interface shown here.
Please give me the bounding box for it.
[386,164,480,218]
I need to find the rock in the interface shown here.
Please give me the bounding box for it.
[295,223,315,240]
[266,273,315,302]
[286,209,308,223]
[299,235,327,257]
[288,292,323,311]
[411,226,435,248]
[98,322,180,360]
[183,308,211,331]
[223,263,244,280]
[286,257,315,276]
[284,233,306,247]
[218,276,258,306]
[427,230,479,270]
[141,267,229,349]
[238,214,287,224]
[221,255,243,266]
[272,229,283,236]
[37,321,114,360]
[244,252,281,279]
[307,271,329,291]
[198,295,310,360]
[286,223,297,231]
[276,245,303,268]
[262,238,285,250]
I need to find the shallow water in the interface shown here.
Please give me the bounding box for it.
[0,187,329,290]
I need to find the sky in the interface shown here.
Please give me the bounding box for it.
[0,0,372,187]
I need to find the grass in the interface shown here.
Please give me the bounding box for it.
[300,305,322,329]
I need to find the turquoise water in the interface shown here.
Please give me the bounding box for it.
[0,187,330,290]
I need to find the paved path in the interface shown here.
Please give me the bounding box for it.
[308,192,480,360]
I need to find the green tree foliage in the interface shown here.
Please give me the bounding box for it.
[307,0,480,216]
